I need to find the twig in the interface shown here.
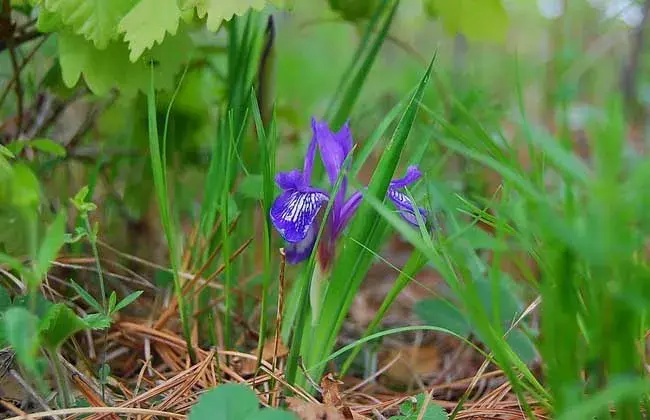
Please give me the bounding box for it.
[0,400,26,417]
[4,4,23,138]
[0,36,48,113]
[621,0,650,119]
[8,369,60,420]
[5,407,187,420]
[0,31,43,54]
[270,248,286,407]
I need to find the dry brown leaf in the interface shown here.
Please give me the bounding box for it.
[286,397,345,420]
[286,376,372,420]
[321,373,344,407]
[379,345,440,386]
[239,340,289,375]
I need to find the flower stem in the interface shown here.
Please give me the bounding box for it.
[309,262,327,326]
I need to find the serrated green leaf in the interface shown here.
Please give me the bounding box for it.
[44,0,137,48]
[58,30,191,95]
[29,138,67,157]
[3,307,40,372]
[119,0,180,62]
[34,211,67,284]
[429,0,508,43]
[39,303,87,350]
[196,0,268,31]
[36,7,65,32]
[83,313,112,330]
[188,383,259,420]
[113,290,143,313]
[69,279,103,312]
[58,31,146,96]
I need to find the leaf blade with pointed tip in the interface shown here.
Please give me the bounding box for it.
[113,290,143,313]
[69,279,103,313]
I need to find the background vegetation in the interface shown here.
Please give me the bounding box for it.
[1,0,650,418]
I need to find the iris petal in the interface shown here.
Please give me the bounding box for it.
[312,118,349,186]
[387,188,428,226]
[390,165,422,188]
[285,223,318,264]
[270,189,328,243]
[333,191,363,236]
[275,169,304,190]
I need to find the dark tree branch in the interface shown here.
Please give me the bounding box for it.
[621,0,650,119]
[0,0,23,139]
[7,40,24,138]
[0,35,49,129]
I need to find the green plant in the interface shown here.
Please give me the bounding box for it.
[391,393,447,420]
[189,383,297,420]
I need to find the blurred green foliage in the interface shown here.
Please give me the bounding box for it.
[2,0,650,417]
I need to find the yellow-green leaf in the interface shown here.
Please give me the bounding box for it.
[58,30,191,95]
[43,0,137,48]
[429,0,508,43]
[29,138,67,157]
[194,0,268,31]
[118,0,181,62]
[10,163,40,208]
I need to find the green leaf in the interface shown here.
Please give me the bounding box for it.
[428,0,508,43]
[113,290,143,313]
[0,144,15,158]
[58,32,144,96]
[328,0,379,21]
[10,163,40,208]
[3,307,40,372]
[108,291,117,314]
[246,410,297,420]
[39,303,88,350]
[72,185,90,206]
[392,393,447,419]
[237,174,263,200]
[36,7,65,32]
[29,138,67,157]
[58,29,191,95]
[189,383,259,420]
[196,0,269,31]
[118,0,180,62]
[83,313,112,330]
[69,279,103,312]
[34,211,67,283]
[44,0,137,48]
[0,285,11,311]
[11,294,53,319]
[98,363,111,384]
[505,328,538,364]
[414,298,473,337]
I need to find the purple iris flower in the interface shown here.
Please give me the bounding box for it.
[270,118,427,268]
